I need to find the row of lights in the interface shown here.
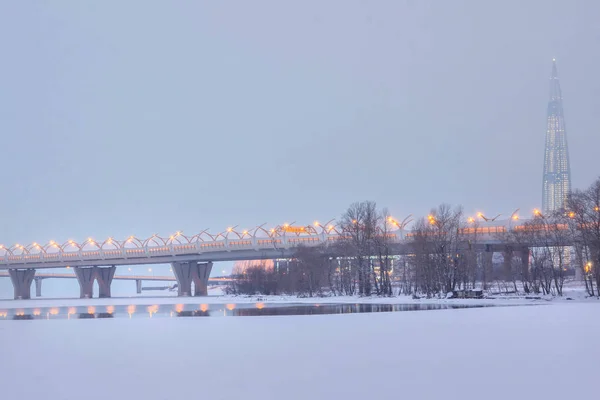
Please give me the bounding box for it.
[3,208,599,252]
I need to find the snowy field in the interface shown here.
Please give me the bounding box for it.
[1,301,599,400]
[0,283,595,311]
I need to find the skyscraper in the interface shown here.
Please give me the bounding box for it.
[542,59,571,214]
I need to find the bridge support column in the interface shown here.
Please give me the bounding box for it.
[136,279,142,294]
[172,262,194,297]
[9,269,35,300]
[516,247,530,278]
[192,262,213,296]
[74,267,95,299]
[35,277,43,297]
[503,249,513,282]
[95,266,116,298]
[515,247,530,292]
[482,252,493,290]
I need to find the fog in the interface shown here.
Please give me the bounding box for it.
[0,1,598,289]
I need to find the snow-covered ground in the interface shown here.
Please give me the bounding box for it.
[1,283,597,311]
[1,302,598,400]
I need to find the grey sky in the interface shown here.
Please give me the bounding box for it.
[0,1,599,293]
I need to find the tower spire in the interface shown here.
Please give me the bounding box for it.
[550,58,562,101]
[542,58,571,213]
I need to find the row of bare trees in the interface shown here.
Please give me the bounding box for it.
[227,177,600,298]
[567,177,600,296]
[227,201,397,297]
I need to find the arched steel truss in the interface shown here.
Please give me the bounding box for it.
[0,220,363,264]
[0,215,537,265]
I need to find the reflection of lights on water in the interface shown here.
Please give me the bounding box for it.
[106,306,115,314]
[200,304,209,312]
[175,304,184,313]
[33,309,41,316]
[87,306,96,315]
[147,305,159,317]
[127,305,136,318]
[255,303,265,310]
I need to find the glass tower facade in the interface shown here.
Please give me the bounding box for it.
[542,59,571,214]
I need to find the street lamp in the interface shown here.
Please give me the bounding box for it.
[388,215,413,230]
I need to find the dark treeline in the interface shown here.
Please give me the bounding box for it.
[227,177,600,298]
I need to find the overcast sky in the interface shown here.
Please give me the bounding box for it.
[1,1,599,295]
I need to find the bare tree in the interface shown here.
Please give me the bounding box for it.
[293,245,329,297]
[567,176,600,297]
[340,201,379,296]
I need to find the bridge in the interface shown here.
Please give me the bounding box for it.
[0,215,565,300]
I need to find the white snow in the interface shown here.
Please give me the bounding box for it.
[0,283,596,311]
[1,302,598,400]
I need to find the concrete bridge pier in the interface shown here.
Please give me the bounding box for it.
[74,267,95,298]
[192,262,213,296]
[95,266,116,298]
[172,261,194,296]
[9,269,35,300]
[35,277,43,297]
[516,247,530,278]
[482,251,493,289]
[503,249,514,282]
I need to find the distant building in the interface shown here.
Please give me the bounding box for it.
[542,59,572,214]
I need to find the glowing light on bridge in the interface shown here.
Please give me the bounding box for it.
[127,305,136,318]
[199,304,209,312]
[226,304,236,311]
[49,308,59,316]
[255,302,265,310]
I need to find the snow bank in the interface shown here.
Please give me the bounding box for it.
[1,303,598,400]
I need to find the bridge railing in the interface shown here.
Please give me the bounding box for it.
[0,232,350,265]
[0,218,549,266]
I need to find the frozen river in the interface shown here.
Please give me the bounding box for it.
[0,301,495,320]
